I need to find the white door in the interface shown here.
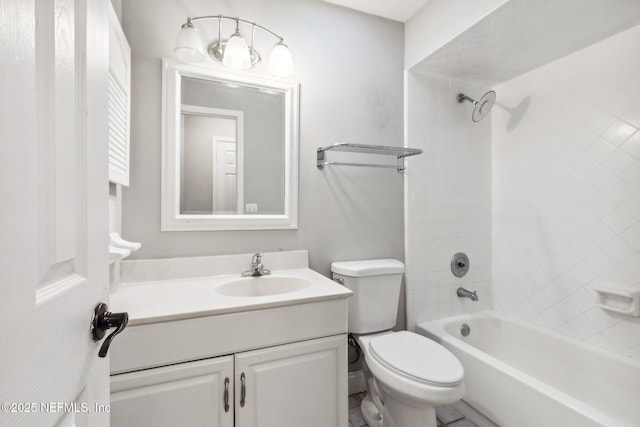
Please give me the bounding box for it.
[0,1,111,426]
[235,335,348,427]
[213,137,239,213]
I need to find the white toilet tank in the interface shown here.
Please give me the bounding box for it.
[331,259,405,334]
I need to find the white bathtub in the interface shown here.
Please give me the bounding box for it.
[416,312,640,427]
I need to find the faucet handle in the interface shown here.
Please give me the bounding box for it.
[252,253,262,265]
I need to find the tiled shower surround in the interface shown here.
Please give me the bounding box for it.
[405,72,493,330]
[492,24,640,359]
[406,15,640,360]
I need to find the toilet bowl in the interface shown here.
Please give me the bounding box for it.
[331,259,465,427]
[358,331,465,427]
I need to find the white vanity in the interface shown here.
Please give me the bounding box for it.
[108,250,351,427]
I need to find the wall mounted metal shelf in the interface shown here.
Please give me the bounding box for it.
[316,143,423,172]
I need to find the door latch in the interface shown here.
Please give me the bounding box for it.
[91,303,128,358]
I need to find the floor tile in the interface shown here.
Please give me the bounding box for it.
[436,406,464,424]
[448,419,477,427]
[350,392,478,427]
[349,405,367,427]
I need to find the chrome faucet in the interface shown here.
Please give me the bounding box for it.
[242,253,271,277]
[457,287,478,301]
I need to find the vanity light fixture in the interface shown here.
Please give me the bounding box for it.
[174,15,294,77]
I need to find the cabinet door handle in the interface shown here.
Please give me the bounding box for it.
[223,377,230,412]
[240,372,246,407]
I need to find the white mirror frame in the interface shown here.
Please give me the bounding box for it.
[161,58,299,231]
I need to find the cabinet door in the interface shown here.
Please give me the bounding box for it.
[235,335,347,427]
[111,356,234,427]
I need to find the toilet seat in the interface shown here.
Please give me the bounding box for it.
[359,331,466,406]
[368,331,463,387]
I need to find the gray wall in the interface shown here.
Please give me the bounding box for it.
[121,1,405,316]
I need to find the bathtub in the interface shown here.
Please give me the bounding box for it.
[416,312,640,427]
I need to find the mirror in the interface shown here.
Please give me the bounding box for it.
[161,59,299,230]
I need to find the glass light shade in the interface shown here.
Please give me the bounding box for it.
[268,42,294,77]
[222,32,251,70]
[174,25,205,63]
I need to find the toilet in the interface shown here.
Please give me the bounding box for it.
[332,259,464,427]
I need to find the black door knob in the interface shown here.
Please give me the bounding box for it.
[91,303,128,358]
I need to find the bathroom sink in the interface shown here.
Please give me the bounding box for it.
[216,276,311,297]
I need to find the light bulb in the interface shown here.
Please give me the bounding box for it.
[269,41,294,77]
[222,31,251,70]
[174,23,205,63]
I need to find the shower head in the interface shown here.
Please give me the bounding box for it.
[457,91,496,122]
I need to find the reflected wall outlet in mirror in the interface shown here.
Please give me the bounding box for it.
[246,203,258,213]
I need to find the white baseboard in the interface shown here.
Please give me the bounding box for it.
[348,369,367,395]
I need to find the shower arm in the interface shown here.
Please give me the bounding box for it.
[457,93,477,105]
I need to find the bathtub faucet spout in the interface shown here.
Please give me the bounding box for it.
[457,287,478,301]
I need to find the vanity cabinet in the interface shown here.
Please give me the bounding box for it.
[111,356,234,427]
[110,335,347,427]
[108,251,352,426]
[235,335,346,427]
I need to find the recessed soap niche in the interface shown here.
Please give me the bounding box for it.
[594,285,640,317]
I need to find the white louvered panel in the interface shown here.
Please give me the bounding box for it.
[109,151,126,170]
[108,9,131,186]
[108,86,127,149]
[109,71,127,108]
[108,72,129,185]
[108,80,127,129]
[110,148,126,167]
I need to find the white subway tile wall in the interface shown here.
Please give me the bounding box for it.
[492,24,640,360]
[405,72,493,330]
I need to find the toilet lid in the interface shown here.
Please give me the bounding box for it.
[369,331,463,387]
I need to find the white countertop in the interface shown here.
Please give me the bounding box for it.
[110,267,352,326]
